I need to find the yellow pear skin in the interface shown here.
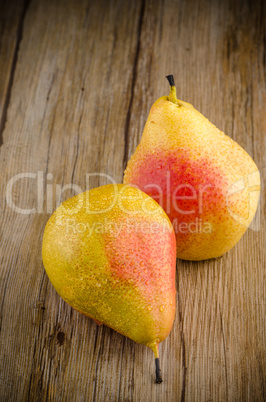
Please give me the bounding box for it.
[42,184,176,383]
[124,75,260,260]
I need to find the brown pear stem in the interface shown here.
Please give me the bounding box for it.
[166,74,175,87]
[155,358,163,384]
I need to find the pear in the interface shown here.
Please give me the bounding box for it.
[42,184,176,383]
[124,75,260,260]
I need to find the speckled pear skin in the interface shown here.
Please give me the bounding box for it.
[42,184,176,355]
[124,80,260,260]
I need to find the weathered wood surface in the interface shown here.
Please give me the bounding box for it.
[0,0,265,400]
[0,0,27,143]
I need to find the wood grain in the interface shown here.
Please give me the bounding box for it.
[0,0,29,144]
[0,0,265,400]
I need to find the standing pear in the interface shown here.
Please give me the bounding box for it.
[124,76,260,260]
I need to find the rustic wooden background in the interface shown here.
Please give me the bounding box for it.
[0,0,265,400]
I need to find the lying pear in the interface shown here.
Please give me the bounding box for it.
[42,184,176,383]
[124,75,260,260]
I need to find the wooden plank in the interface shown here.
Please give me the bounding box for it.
[0,0,265,401]
[0,0,29,144]
[0,0,145,399]
[126,0,265,400]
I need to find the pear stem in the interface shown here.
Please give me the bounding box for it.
[166,74,178,105]
[166,74,175,86]
[155,357,163,384]
[152,343,163,384]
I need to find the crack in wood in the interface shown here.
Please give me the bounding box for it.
[71,109,83,185]
[220,310,229,401]
[0,0,31,146]
[256,352,265,397]
[45,112,56,180]
[176,264,187,402]
[117,337,125,400]
[248,83,255,160]
[38,70,57,141]
[92,325,103,401]
[107,27,117,82]
[26,268,49,399]
[122,0,145,172]
[130,344,135,395]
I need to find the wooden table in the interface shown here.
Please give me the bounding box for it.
[0,0,265,400]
